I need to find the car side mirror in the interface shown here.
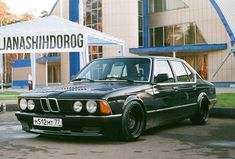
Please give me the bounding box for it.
[154,73,169,83]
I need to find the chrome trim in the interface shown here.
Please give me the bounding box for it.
[15,111,122,118]
[147,103,197,114]
[65,114,122,118]
[48,98,60,113]
[56,98,105,101]
[40,98,60,113]
[40,98,50,112]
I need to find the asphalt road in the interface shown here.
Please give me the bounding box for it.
[0,112,234,159]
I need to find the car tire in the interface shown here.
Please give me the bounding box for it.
[120,101,145,141]
[190,96,209,125]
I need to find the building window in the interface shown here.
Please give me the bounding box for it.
[149,0,188,13]
[48,63,61,83]
[84,0,102,31]
[149,22,206,47]
[42,53,60,57]
[196,25,206,44]
[84,0,103,61]
[164,25,173,46]
[180,55,208,80]
[155,27,164,47]
[138,0,144,47]
[174,24,184,45]
[184,23,196,45]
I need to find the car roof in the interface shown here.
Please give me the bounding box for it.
[95,56,181,61]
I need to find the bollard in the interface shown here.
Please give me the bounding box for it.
[0,103,6,113]
[3,103,6,112]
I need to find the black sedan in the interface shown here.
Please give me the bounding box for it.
[15,57,217,141]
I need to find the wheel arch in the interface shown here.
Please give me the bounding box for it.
[123,95,146,112]
[197,92,210,105]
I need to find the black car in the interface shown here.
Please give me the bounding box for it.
[15,57,217,141]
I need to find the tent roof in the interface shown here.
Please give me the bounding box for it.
[0,15,124,47]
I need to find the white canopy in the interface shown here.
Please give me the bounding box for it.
[0,16,125,53]
[0,16,125,90]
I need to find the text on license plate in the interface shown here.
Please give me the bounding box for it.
[33,117,63,127]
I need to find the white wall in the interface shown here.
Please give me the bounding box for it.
[102,0,139,57]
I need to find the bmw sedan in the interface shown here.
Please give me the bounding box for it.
[15,56,217,141]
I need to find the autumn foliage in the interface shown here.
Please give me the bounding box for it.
[0,0,33,83]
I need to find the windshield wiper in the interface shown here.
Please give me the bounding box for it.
[71,77,94,82]
[100,77,134,83]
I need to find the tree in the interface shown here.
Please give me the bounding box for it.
[0,0,34,83]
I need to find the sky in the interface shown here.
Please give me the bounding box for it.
[3,0,57,17]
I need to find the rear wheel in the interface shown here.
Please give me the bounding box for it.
[120,101,145,141]
[190,97,209,125]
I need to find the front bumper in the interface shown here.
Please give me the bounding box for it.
[15,112,122,137]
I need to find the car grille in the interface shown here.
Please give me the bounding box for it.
[40,98,60,113]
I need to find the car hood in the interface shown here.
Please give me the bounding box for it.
[20,82,147,99]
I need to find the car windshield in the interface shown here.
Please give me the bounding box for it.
[74,58,151,82]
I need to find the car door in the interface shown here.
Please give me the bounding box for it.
[169,60,198,118]
[151,60,179,124]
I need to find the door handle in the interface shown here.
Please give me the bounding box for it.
[192,85,197,90]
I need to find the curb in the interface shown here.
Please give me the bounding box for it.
[1,104,235,119]
[6,104,18,112]
[210,107,235,119]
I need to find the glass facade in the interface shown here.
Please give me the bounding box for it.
[149,22,206,47]
[84,0,103,61]
[149,0,188,13]
[154,27,164,47]
[138,0,144,47]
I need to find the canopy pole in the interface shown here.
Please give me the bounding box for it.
[120,44,125,56]
[0,53,3,92]
[59,0,63,17]
[30,53,36,90]
[173,51,176,58]
[46,61,48,87]
[79,0,84,24]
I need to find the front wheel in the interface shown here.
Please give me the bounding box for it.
[190,97,209,125]
[120,101,145,141]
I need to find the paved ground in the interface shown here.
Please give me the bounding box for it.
[0,112,234,159]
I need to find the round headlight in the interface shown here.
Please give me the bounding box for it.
[27,100,35,110]
[73,101,83,112]
[86,100,97,113]
[19,99,27,110]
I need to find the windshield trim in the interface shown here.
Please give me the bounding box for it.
[73,57,153,83]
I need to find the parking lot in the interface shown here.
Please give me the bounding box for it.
[0,112,234,159]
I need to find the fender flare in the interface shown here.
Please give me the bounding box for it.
[197,92,210,105]
[123,95,145,111]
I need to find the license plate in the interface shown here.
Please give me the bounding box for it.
[33,117,62,127]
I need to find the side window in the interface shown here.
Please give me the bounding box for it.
[154,60,175,83]
[183,64,195,82]
[171,61,190,82]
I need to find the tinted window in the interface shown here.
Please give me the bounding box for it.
[183,64,195,82]
[171,61,190,82]
[154,60,174,83]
